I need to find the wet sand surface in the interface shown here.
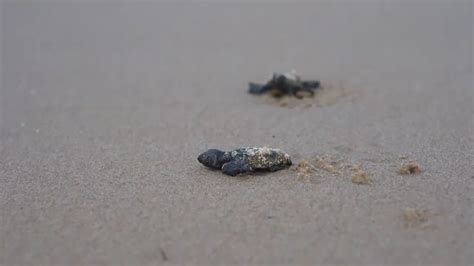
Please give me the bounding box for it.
[1,2,473,265]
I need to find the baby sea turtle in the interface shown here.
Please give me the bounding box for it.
[249,70,320,98]
[198,147,292,176]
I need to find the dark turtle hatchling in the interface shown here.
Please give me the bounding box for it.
[248,71,320,98]
[198,147,292,176]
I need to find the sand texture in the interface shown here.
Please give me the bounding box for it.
[1,2,473,265]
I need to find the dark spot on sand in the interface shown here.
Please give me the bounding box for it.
[160,247,168,261]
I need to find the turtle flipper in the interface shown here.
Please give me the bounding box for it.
[248,82,272,94]
[292,80,321,98]
[301,80,320,90]
[269,164,288,172]
[222,160,252,176]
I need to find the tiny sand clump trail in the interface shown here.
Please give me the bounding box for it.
[314,155,345,175]
[293,155,372,185]
[293,153,435,230]
[294,159,319,182]
[295,159,313,177]
[292,152,425,186]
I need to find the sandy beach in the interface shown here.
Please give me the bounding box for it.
[1,1,473,265]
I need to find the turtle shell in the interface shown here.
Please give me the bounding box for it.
[230,147,292,170]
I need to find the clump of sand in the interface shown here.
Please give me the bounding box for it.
[294,159,319,182]
[402,208,430,228]
[302,155,374,185]
[351,169,373,185]
[399,162,422,175]
[315,155,344,175]
[296,160,313,176]
[314,155,365,174]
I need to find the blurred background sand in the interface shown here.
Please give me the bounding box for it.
[1,1,473,265]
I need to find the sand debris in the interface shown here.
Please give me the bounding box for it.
[402,208,430,227]
[399,162,422,175]
[296,160,313,175]
[295,159,317,180]
[297,155,373,185]
[351,169,373,185]
[315,155,344,175]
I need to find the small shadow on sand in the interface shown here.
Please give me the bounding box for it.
[160,247,168,261]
